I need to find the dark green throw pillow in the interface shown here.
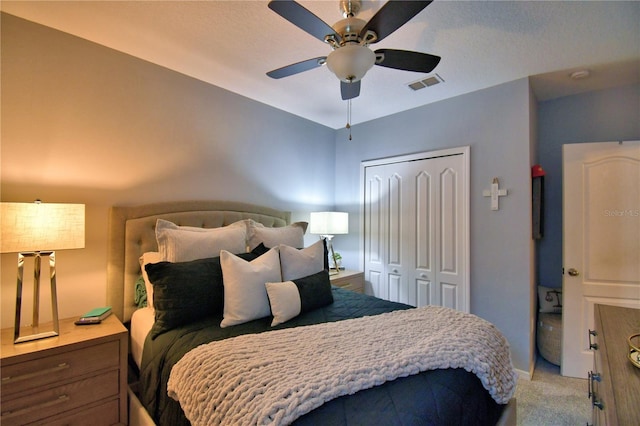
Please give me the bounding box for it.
[146,251,259,338]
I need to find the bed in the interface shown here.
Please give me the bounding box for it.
[106,200,517,426]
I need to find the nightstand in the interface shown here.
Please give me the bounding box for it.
[330,269,364,293]
[1,315,128,426]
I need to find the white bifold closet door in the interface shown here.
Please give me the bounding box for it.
[363,149,469,312]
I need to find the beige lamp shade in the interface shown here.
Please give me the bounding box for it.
[1,202,85,253]
[326,45,375,83]
[309,212,349,235]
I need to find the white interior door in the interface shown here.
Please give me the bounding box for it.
[362,148,469,312]
[363,161,409,303]
[413,154,467,309]
[364,162,411,304]
[562,141,640,378]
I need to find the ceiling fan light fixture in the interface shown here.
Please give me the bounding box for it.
[266,0,439,100]
[326,44,375,83]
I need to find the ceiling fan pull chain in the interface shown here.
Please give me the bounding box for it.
[346,99,352,141]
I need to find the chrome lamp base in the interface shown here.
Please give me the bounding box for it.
[320,235,341,275]
[14,251,60,344]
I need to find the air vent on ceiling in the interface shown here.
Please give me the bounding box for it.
[407,73,444,91]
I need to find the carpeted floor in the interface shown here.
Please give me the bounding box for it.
[515,357,591,425]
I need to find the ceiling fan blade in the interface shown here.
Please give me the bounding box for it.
[341,80,361,100]
[268,0,340,43]
[267,57,326,79]
[375,49,441,73]
[361,1,432,43]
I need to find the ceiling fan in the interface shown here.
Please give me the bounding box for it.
[266,0,441,101]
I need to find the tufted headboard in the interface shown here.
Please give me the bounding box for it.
[106,200,292,323]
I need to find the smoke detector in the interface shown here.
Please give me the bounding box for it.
[570,69,590,80]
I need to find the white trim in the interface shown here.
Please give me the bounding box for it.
[515,367,532,381]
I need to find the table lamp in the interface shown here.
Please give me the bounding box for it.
[309,211,348,274]
[1,201,85,343]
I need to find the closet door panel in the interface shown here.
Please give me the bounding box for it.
[417,278,431,306]
[412,164,434,307]
[435,156,466,310]
[387,171,410,304]
[440,283,458,310]
[415,171,432,271]
[388,273,402,304]
[387,173,403,266]
[364,174,385,298]
[439,167,458,274]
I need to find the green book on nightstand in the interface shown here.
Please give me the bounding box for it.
[80,306,112,320]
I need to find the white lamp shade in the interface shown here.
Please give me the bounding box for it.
[309,212,349,235]
[326,45,375,83]
[1,202,85,253]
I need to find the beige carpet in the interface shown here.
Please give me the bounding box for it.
[515,357,591,425]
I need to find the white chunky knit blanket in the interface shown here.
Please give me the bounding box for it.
[167,306,517,426]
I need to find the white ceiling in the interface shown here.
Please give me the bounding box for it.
[2,1,639,129]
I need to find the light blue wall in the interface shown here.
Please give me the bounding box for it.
[333,78,535,371]
[536,84,640,288]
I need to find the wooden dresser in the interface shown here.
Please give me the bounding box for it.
[1,315,128,425]
[589,304,640,425]
[330,269,364,293]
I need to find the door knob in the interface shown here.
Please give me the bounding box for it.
[567,268,579,276]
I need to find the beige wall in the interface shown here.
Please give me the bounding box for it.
[1,13,335,327]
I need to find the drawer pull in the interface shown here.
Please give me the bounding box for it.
[588,329,598,350]
[592,397,604,410]
[1,362,70,385]
[587,371,601,399]
[1,394,70,419]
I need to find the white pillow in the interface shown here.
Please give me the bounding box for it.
[139,251,162,309]
[279,239,325,281]
[220,247,282,328]
[155,219,247,262]
[265,281,301,326]
[246,220,306,251]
